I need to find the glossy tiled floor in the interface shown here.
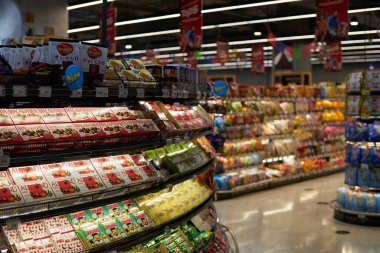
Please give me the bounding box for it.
[215,173,380,253]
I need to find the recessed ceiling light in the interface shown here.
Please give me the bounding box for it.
[350,17,359,26]
[254,31,262,36]
[125,44,133,49]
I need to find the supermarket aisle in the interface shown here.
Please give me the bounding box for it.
[215,173,380,253]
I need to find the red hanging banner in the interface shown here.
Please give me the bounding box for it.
[324,41,342,71]
[99,8,116,56]
[316,0,349,42]
[251,45,265,74]
[216,41,229,65]
[179,0,203,52]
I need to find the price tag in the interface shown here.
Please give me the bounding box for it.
[96,87,108,97]
[6,218,20,231]
[0,149,10,168]
[162,89,170,98]
[119,87,128,98]
[70,89,83,98]
[175,138,181,144]
[0,85,5,97]
[171,89,178,98]
[136,88,145,98]
[39,86,52,97]
[13,85,27,97]
[196,91,201,99]
[177,90,183,98]
[166,139,173,146]
[183,90,189,98]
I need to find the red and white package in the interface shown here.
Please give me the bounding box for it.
[52,231,85,253]
[39,108,71,124]
[120,120,144,134]
[8,109,44,125]
[8,165,46,185]
[99,121,126,137]
[130,154,149,166]
[47,123,80,140]
[40,163,75,182]
[91,107,118,122]
[48,39,80,69]
[112,155,136,170]
[0,184,25,207]
[73,122,106,138]
[137,165,158,180]
[137,119,159,132]
[76,175,106,192]
[98,171,127,188]
[64,108,96,122]
[69,160,97,177]
[2,226,21,245]
[18,181,56,203]
[19,220,49,241]
[35,238,57,253]
[44,215,73,234]
[90,157,118,173]
[49,178,83,198]
[111,107,136,120]
[0,109,13,125]
[0,125,22,144]
[119,167,144,184]
[16,124,53,142]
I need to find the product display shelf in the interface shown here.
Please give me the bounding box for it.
[0,158,215,222]
[334,71,380,226]
[206,84,346,199]
[84,196,214,253]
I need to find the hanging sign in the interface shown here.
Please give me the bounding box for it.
[251,45,265,74]
[212,81,229,97]
[324,41,342,71]
[216,41,229,65]
[65,65,84,91]
[179,0,202,52]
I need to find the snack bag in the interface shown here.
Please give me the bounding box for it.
[48,39,80,70]
[357,165,370,187]
[365,193,378,213]
[0,125,22,144]
[67,210,93,229]
[360,146,371,165]
[369,167,380,189]
[77,224,111,248]
[349,145,360,165]
[368,121,380,142]
[371,146,380,166]
[80,42,108,87]
[344,165,357,186]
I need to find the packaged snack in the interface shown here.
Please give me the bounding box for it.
[91,108,118,122]
[65,108,96,122]
[121,120,144,134]
[116,214,141,235]
[52,231,85,253]
[8,109,44,125]
[77,224,111,248]
[0,109,13,125]
[137,119,160,132]
[88,206,108,222]
[19,220,49,241]
[35,237,57,253]
[40,162,75,182]
[16,124,53,142]
[138,165,158,180]
[44,215,73,234]
[0,125,22,144]
[368,122,380,142]
[99,171,126,188]
[120,168,144,184]
[90,157,118,172]
[369,167,380,189]
[360,146,371,165]
[119,69,141,88]
[362,96,380,117]
[8,165,45,184]
[48,39,80,70]
[17,179,55,202]
[134,210,154,229]
[347,72,362,92]
[138,69,157,88]
[21,44,35,68]
[344,165,357,186]
[70,160,97,176]
[100,121,126,137]
[79,43,108,83]
[73,122,106,138]
[366,71,380,92]
[131,154,149,166]
[2,226,21,245]
[119,199,138,213]
[124,58,145,70]
[39,108,71,124]
[111,107,136,120]
[47,123,80,140]
[365,193,377,213]
[99,220,127,241]
[0,184,25,207]
[50,178,82,198]
[107,59,129,72]
[371,146,380,166]
[77,175,106,192]
[349,145,360,165]
[67,210,93,229]
[346,95,361,116]
[112,155,135,170]
[357,165,370,187]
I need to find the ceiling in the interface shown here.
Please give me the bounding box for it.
[67,0,380,66]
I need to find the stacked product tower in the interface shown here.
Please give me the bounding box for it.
[204,83,346,199]
[335,71,380,225]
[0,40,234,252]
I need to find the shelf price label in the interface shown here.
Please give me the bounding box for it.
[70,89,83,98]
[0,149,10,168]
[0,85,5,97]
[162,89,170,98]
[39,86,52,97]
[183,90,189,98]
[196,91,202,100]
[6,217,20,231]
[119,86,128,98]
[177,90,183,98]
[171,89,178,98]
[96,87,109,97]
[13,85,27,97]
[136,88,145,98]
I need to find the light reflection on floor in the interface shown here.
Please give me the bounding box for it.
[215,173,380,253]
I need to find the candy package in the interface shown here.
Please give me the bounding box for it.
[48,39,80,70]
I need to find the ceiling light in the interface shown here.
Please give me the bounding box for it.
[125,44,132,49]
[254,31,262,36]
[350,17,359,26]
[67,0,116,11]
[68,25,100,34]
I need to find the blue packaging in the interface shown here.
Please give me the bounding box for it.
[215,175,230,190]
[368,122,380,142]
[365,193,378,213]
[344,165,357,186]
[354,121,369,141]
[357,165,370,187]
[360,146,372,164]
[371,147,380,166]
[336,187,347,209]
[345,144,352,164]
[350,145,361,165]
[369,167,380,189]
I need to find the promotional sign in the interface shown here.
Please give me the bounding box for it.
[179,0,202,52]
[99,8,116,56]
[212,81,229,97]
[65,65,84,91]
[316,0,349,41]
[324,41,342,71]
[216,41,229,65]
[251,45,265,74]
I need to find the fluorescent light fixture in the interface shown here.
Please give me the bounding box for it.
[254,31,262,36]
[116,29,180,40]
[83,39,100,43]
[116,14,180,26]
[350,20,359,26]
[125,44,132,49]
[202,0,301,13]
[348,7,380,13]
[342,38,380,44]
[342,45,380,50]
[68,25,100,34]
[348,30,379,36]
[67,0,116,10]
